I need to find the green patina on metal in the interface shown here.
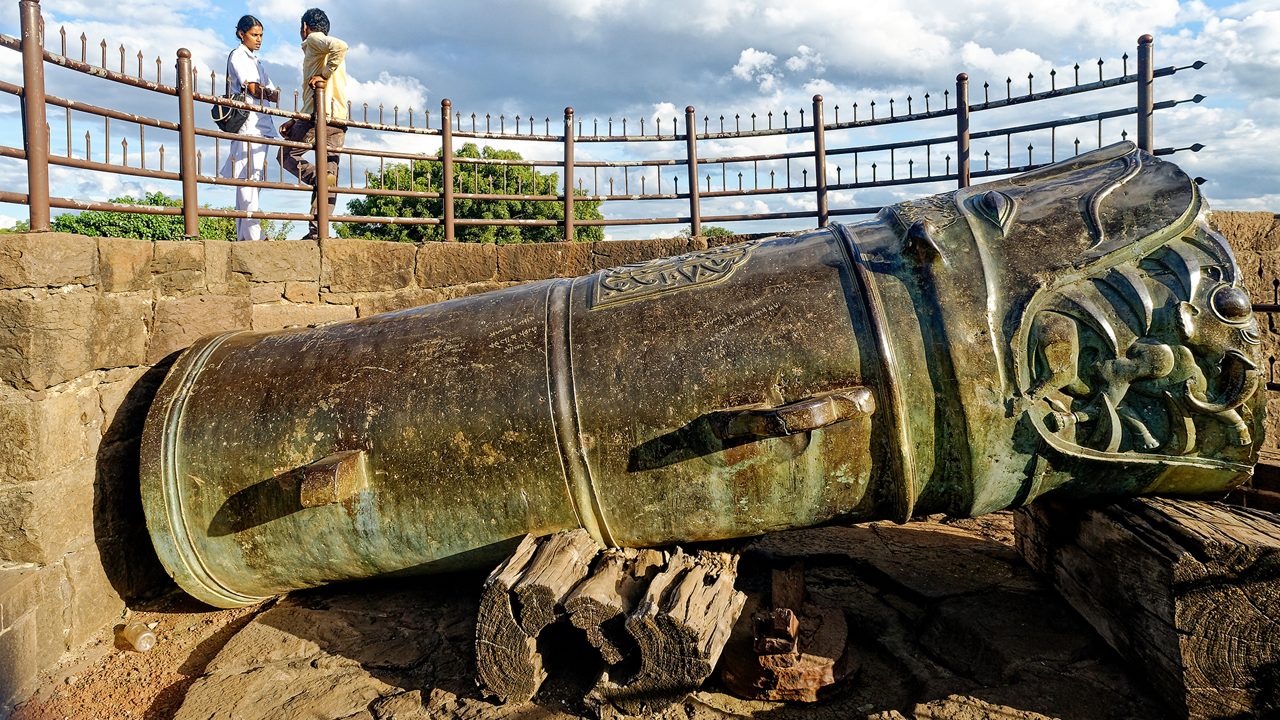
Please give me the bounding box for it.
[139,142,1265,608]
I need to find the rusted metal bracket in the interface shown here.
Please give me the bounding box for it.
[722,387,875,442]
[299,449,369,508]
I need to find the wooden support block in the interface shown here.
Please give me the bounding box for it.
[511,529,601,636]
[1015,497,1280,719]
[564,547,665,665]
[589,549,746,716]
[474,535,543,703]
[720,560,855,702]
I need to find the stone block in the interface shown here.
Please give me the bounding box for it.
[1266,395,1280,456]
[231,240,321,283]
[92,532,168,604]
[1234,250,1267,306]
[98,366,158,444]
[0,458,96,564]
[92,293,152,370]
[1211,211,1280,255]
[0,233,97,290]
[321,238,416,292]
[97,237,152,292]
[284,281,320,304]
[251,303,357,331]
[0,566,39,631]
[497,242,591,282]
[0,385,101,485]
[62,544,126,650]
[93,438,144,542]
[416,242,497,288]
[0,612,38,711]
[148,295,251,363]
[441,281,512,301]
[203,239,235,295]
[151,241,205,297]
[353,288,447,317]
[0,288,96,391]
[249,282,285,304]
[590,237,694,271]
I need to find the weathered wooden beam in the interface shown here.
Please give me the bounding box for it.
[588,549,746,716]
[564,547,665,664]
[474,535,543,703]
[1015,497,1280,719]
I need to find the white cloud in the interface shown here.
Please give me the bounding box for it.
[785,45,824,74]
[732,48,776,81]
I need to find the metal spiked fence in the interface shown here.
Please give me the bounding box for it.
[0,0,1206,241]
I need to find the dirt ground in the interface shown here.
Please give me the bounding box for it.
[10,513,1168,720]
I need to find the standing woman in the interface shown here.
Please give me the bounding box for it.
[220,15,280,241]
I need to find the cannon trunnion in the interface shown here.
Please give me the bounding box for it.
[141,142,1264,608]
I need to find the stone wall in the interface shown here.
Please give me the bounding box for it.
[0,213,1277,709]
[0,232,705,710]
[1211,212,1280,460]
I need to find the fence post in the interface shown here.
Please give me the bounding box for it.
[563,107,575,242]
[441,98,454,242]
[19,0,49,231]
[313,82,329,240]
[176,49,199,238]
[684,105,700,237]
[812,94,828,228]
[1136,34,1154,153]
[955,73,971,189]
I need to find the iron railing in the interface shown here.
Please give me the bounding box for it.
[2,0,1206,240]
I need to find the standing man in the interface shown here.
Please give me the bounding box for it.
[279,8,348,239]
[221,15,279,241]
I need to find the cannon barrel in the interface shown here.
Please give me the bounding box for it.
[141,142,1265,608]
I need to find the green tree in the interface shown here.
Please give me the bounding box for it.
[0,219,31,234]
[339,143,604,243]
[49,191,293,240]
[680,225,736,239]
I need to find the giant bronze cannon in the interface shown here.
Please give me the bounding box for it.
[141,142,1264,608]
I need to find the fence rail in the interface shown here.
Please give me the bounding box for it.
[4,0,1205,240]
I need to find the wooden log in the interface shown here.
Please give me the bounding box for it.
[719,561,856,702]
[511,529,601,636]
[474,534,543,703]
[590,549,746,716]
[1015,497,1280,719]
[564,547,665,664]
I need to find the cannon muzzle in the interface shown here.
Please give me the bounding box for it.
[141,142,1264,607]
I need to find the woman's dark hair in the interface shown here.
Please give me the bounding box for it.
[235,15,262,39]
[301,9,330,34]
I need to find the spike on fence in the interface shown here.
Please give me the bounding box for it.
[79,32,86,62]
[99,38,106,68]
[59,25,65,55]
[1050,68,1057,91]
[1028,73,1033,94]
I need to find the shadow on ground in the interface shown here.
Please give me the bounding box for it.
[161,514,1166,720]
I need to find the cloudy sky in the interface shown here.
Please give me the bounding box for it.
[0,0,1274,237]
